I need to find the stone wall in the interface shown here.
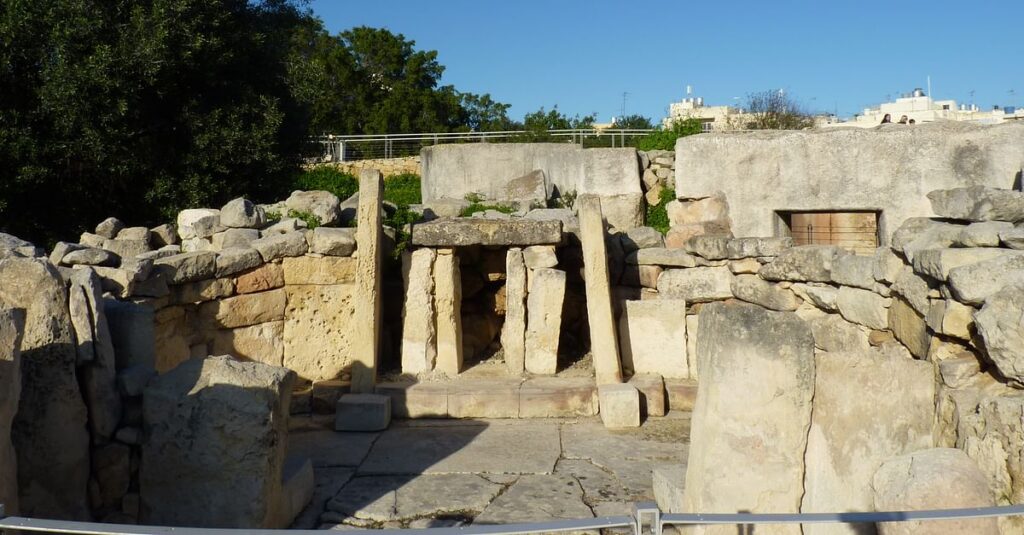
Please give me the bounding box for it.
[319,156,420,177]
[674,122,1024,240]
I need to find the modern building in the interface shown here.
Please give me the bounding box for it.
[825,88,1024,128]
[663,92,752,132]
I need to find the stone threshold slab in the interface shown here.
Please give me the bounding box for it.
[410,219,562,247]
[374,377,599,419]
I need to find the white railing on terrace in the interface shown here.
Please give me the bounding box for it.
[3,502,1024,535]
[311,129,656,162]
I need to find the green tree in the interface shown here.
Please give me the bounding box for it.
[744,89,815,130]
[0,0,315,244]
[459,93,515,132]
[518,106,595,141]
[614,114,654,129]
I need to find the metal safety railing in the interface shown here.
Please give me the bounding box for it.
[4,502,1024,535]
[311,129,656,162]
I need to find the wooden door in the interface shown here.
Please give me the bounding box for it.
[789,212,877,255]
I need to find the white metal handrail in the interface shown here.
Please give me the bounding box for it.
[3,502,1024,535]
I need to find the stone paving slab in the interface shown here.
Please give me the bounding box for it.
[358,421,561,475]
[291,467,354,529]
[474,474,594,525]
[288,429,378,467]
[325,474,503,523]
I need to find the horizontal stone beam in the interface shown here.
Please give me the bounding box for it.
[410,219,562,247]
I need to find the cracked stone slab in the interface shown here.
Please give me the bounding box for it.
[474,474,594,526]
[555,459,649,504]
[291,467,354,529]
[325,474,503,522]
[288,429,378,467]
[358,422,560,475]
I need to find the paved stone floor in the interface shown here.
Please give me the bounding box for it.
[288,413,691,530]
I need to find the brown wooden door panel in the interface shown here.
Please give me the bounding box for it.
[787,211,878,254]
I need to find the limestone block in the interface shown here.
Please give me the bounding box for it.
[666,194,729,226]
[1000,227,1024,249]
[958,221,1013,247]
[70,269,122,440]
[836,286,890,330]
[891,265,932,316]
[170,277,234,304]
[665,221,732,248]
[620,264,662,288]
[597,193,645,230]
[375,382,448,418]
[809,313,870,353]
[215,247,262,278]
[683,235,731,260]
[105,299,156,369]
[682,302,814,533]
[504,169,549,206]
[310,227,356,257]
[618,300,688,379]
[938,356,981,388]
[628,374,666,417]
[141,356,297,528]
[0,258,89,519]
[872,448,998,535]
[211,228,259,250]
[400,249,436,374]
[685,314,699,379]
[873,246,905,283]
[176,208,222,240]
[102,238,150,259]
[519,377,598,418]
[830,254,875,289]
[896,220,964,264]
[447,379,520,418]
[0,307,25,515]
[63,246,119,267]
[656,266,733,303]
[791,283,839,312]
[940,299,975,340]
[888,297,932,359]
[433,251,463,376]
[522,245,558,269]
[726,237,793,259]
[627,247,699,267]
[619,226,665,252]
[335,394,391,432]
[653,464,686,513]
[282,256,355,285]
[153,251,217,285]
[928,186,1024,222]
[729,257,762,274]
[975,285,1024,384]
[284,284,355,382]
[150,223,177,247]
[79,231,105,247]
[578,196,624,384]
[731,274,800,311]
[501,248,528,375]
[351,169,384,393]
[759,245,843,282]
[251,232,308,262]
[948,253,1024,305]
[95,216,125,239]
[665,379,698,412]
[286,190,342,226]
[913,247,1013,281]
[411,218,562,247]
[220,197,267,229]
[598,384,641,428]
[235,262,285,294]
[210,321,285,367]
[801,350,935,535]
[200,288,286,329]
[525,268,565,375]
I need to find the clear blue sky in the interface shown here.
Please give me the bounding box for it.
[310,0,1023,122]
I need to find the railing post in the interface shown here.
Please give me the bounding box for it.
[633,501,662,535]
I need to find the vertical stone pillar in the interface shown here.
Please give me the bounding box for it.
[525,268,566,375]
[0,308,25,515]
[351,169,383,393]
[502,248,527,374]
[434,249,463,376]
[400,248,437,374]
[578,194,623,384]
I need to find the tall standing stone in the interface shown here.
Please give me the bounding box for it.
[351,169,383,393]
[434,249,463,376]
[801,350,935,535]
[71,268,122,440]
[578,195,623,384]
[0,258,90,519]
[502,248,528,374]
[682,302,814,535]
[400,248,437,374]
[0,307,25,515]
[525,268,566,375]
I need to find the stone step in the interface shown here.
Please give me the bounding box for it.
[375,377,599,419]
[665,379,698,412]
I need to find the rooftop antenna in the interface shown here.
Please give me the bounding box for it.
[621,92,629,118]
[927,75,931,98]
[969,89,975,109]
[1010,89,1017,108]
[686,85,693,96]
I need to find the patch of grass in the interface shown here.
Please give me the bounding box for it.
[635,119,702,151]
[645,187,675,234]
[287,209,321,229]
[383,173,422,206]
[459,202,515,217]
[294,166,359,200]
[265,210,282,223]
[547,189,577,210]
[385,205,423,259]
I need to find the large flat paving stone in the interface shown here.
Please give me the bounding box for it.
[474,474,593,525]
[288,429,379,467]
[359,421,560,475]
[324,474,503,522]
[291,467,354,529]
[555,459,649,504]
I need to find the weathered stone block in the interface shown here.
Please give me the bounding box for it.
[627,247,699,267]
[220,197,266,229]
[176,208,220,240]
[731,274,800,311]
[913,247,1012,281]
[400,249,437,374]
[947,253,1024,305]
[598,384,641,428]
[284,284,355,382]
[836,286,890,330]
[665,379,698,412]
[351,170,384,393]
[975,285,1024,384]
[211,228,259,250]
[433,251,463,376]
[656,266,733,303]
[234,262,285,294]
[375,382,448,418]
[628,374,666,417]
[0,307,25,515]
[310,227,356,256]
[519,377,598,418]
[522,245,558,269]
[335,394,391,432]
[667,194,730,227]
[215,247,262,278]
[411,219,562,246]
[653,464,686,514]
[726,237,792,259]
[578,195,622,384]
[830,253,875,289]
[141,356,297,528]
[759,245,843,282]
[501,248,527,375]
[286,190,342,226]
[210,321,285,367]
[251,232,308,262]
[200,288,286,329]
[282,255,355,285]
[153,251,217,285]
[888,297,931,359]
[525,268,565,375]
[958,221,1013,247]
[928,186,1024,222]
[447,379,520,418]
[617,300,687,379]
[791,283,839,312]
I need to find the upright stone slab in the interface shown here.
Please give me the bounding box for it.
[801,350,935,535]
[0,258,90,519]
[352,168,383,393]
[617,299,688,379]
[682,302,814,534]
[400,249,437,374]
[525,268,566,375]
[434,250,463,376]
[141,356,298,528]
[501,248,528,374]
[71,268,122,440]
[0,307,25,515]
[578,195,623,384]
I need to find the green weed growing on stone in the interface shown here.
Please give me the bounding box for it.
[635,119,703,151]
[646,188,676,234]
[287,209,321,229]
